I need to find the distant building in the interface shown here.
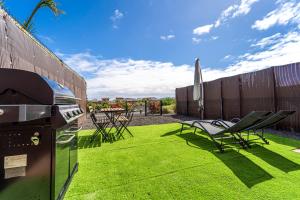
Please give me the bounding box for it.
[115,97,124,101]
[125,98,137,102]
[144,97,157,101]
[101,97,110,102]
[115,97,137,102]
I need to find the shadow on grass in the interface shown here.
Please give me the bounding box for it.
[78,134,102,149]
[177,132,273,188]
[161,128,186,137]
[265,133,300,148]
[162,127,300,187]
[248,145,300,173]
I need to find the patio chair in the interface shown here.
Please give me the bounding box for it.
[90,111,111,143]
[242,110,296,144]
[180,111,271,152]
[115,108,135,138]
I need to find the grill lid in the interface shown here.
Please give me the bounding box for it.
[0,68,79,105]
[42,77,79,105]
[0,69,84,124]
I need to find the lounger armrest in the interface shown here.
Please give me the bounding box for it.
[191,121,208,132]
[192,119,223,125]
[210,120,231,128]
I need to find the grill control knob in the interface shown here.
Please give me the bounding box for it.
[72,111,77,116]
[31,132,40,146]
[64,113,69,119]
[0,109,4,116]
[66,112,72,118]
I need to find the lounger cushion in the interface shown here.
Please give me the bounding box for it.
[248,110,295,130]
[222,111,270,133]
[193,122,225,135]
[181,120,195,126]
[181,120,235,127]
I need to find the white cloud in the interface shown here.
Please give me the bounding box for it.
[202,31,300,79]
[218,0,259,24]
[160,34,175,41]
[250,33,281,48]
[252,1,300,30]
[58,52,100,73]
[229,31,300,73]
[214,19,221,28]
[86,59,194,99]
[110,9,124,29]
[60,31,300,99]
[192,36,218,44]
[59,53,195,99]
[193,0,259,37]
[193,24,214,36]
[37,35,54,43]
[232,0,260,18]
[223,55,233,60]
[111,9,124,21]
[192,37,202,44]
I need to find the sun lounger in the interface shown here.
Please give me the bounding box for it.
[180,111,271,152]
[243,110,295,144]
[201,110,295,145]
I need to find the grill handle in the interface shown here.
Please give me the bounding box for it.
[65,126,83,133]
[56,134,76,145]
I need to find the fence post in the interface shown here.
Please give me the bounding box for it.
[203,83,206,119]
[186,87,189,116]
[220,79,224,120]
[272,67,277,113]
[160,100,163,116]
[145,100,147,116]
[272,67,278,130]
[238,76,242,118]
[175,88,178,115]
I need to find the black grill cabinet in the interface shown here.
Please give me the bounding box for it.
[0,69,84,200]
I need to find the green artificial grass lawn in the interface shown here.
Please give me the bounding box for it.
[65,123,300,200]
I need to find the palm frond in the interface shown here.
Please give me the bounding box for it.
[23,0,64,32]
[39,0,65,16]
[25,21,35,33]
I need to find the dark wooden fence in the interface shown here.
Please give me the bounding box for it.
[176,62,300,132]
[0,10,87,123]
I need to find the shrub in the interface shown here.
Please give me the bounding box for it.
[161,97,175,106]
[87,102,97,112]
[149,101,160,114]
[162,104,176,114]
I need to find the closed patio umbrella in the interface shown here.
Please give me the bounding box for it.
[193,58,204,119]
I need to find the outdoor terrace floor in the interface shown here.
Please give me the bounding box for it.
[65,123,300,200]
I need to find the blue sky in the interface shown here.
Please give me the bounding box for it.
[3,0,300,99]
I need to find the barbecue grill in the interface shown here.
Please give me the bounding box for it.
[0,69,84,200]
